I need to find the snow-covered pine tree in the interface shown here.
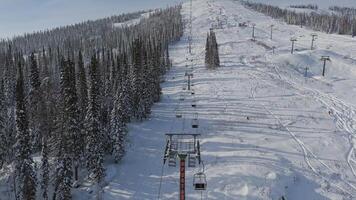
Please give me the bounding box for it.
[53,57,78,200]
[86,54,105,188]
[139,50,153,119]
[14,62,37,200]
[29,53,41,91]
[205,30,220,69]
[0,79,6,169]
[119,53,132,124]
[65,55,81,180]
[77,50,88,124]
[76,50,88,172]
[130,39,144,120]
[110,88,127,163]
[147,43,161,103]
[28,52,43,150]
[40,136,49,200]
[211,31,220,68]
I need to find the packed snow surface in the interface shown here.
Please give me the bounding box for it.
[81,0,356,199]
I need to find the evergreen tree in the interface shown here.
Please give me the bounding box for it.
[86,55,105,190]
[40,136,49,200]
[205,30,220,69]
[205,32,212,69]
[76,50,88,175]
[211,31,220,68]
[130,39,143,120]
[110,88,127,163]
[0,79,6,168]
[53,57,76,200]
[14,62,37,200]
[28,52,43,150]
[29,53,41,91]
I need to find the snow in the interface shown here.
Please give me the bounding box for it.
[112,11,154,28]
[91,0,356,199]
[2,0,356,199]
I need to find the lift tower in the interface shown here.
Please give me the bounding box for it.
[290,37,297,54]
[188,0,193,54]
[320,56,331,76]
[163,133,201,200]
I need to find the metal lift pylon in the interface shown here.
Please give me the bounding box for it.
[163,133,201,200]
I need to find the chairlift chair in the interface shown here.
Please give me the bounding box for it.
[192,119,199,129]
[179,94,185,101]
[192,113,199,128]
[193,172,207,190]
[192,100,197,108]
[168,155,177,167]
[175,109,182,118]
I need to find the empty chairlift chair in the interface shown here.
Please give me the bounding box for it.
[193,172,207,191]
[168,155,177,167]
[192,99,197,108]
[175,109,182,118]
[192,113,199,128]
[179,94,185,101]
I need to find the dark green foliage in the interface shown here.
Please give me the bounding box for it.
[0,5,184,198]
[0,79,6,168]
[205,29,220,69]
[86,55,105,182]
[14,62,37,200]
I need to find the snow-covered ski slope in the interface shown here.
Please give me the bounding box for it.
[98,0,356,199]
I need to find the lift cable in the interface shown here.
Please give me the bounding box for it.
[157,160,165,200]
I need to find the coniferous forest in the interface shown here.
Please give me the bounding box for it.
[0,5,183,200]
[241,1,356,37]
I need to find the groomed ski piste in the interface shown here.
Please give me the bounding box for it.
[76,0,356,199]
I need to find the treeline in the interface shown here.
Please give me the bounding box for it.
[242,1,356,36]
[205,29,220,69]
[329,6,356,16]
[290,4,318,10]
[0,5,183,200]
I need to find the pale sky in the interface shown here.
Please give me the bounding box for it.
[0,0,184,39]
[1,0,356,39]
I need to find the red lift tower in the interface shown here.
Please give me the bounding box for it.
[163,133,203,200]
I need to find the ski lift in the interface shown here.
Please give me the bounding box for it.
[179,94,185,101]
[193,172,207,191]
[168,154,177,167]
[175,109,182,118]
[192,113,199,128]
[192,99,197,108]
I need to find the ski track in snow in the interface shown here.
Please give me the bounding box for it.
[248,70,356,197]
